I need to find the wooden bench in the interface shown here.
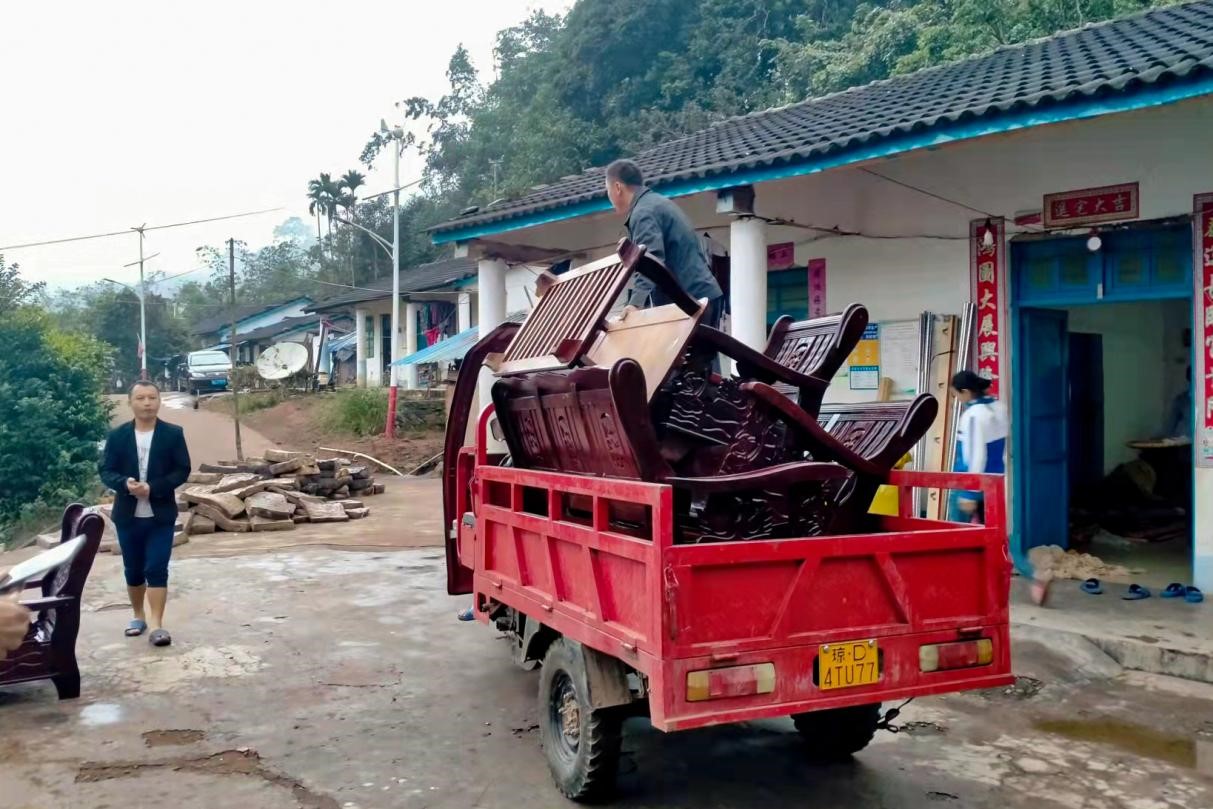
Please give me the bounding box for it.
[739,388,940,532]
[492,358,851,542]
[0,504,104,699]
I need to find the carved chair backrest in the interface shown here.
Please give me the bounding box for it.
[765,303,869,407]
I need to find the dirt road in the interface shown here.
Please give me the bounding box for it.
[108,392,277,467]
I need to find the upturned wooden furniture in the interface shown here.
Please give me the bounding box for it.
[0,504,103,699]
[491,358,851,542]
[739,389,940,531]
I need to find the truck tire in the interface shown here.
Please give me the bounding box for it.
[538,639,623,802]
[791,703,882,760]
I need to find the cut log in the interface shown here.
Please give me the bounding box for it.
[187,472,223,484]
[191,515,216,535]
[292,515,308,524]
[198,463,240,474]
[225,480,275,500]
[345,508,370,520]
[249,515,295,532]
[349,478,374,492]
[270,488,325,506]
[336,499,365,510]
[349,465,370,479]
[237,461,272,475]
[213,473,260,493]
[180,510,196,536]
[297,465,321,476]
[302,501,350,523]
[269,457,305,475]
[264,449,304,463]
[173,530,190,547]
[182,487,246,518]
[192,503,250,532]
[245,491,294,519]
[371,483,386,495]
[317,458,340,471]
[268,477,299,491]
[330,485,350,499]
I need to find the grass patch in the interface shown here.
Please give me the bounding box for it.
[319,389,389,437]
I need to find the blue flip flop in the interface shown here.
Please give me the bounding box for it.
[1186,586,1204,604]
[1122,584,1151,601]
[1080,578,1103,595]
[1161,583,1186,599]
[124,619,147,637]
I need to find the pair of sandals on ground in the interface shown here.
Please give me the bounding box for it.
[124,620,172,646]
[1080,578,1204,602]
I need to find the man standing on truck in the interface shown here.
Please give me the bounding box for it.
[604,159,724,329]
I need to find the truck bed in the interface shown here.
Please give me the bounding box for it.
[464,463,1013,731]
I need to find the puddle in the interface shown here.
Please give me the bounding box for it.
[1033,717,1198,769]
[79,703,124,727]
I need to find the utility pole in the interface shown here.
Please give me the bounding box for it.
[384,121,403,439]
[228,238,244,461]
[134,225,148,380]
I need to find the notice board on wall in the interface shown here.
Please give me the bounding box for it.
[833,318,922,401]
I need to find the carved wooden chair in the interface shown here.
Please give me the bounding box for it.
[492,358,851,542]
[0,504,104,699]
[657,304,870,469]
[738,388,940,532]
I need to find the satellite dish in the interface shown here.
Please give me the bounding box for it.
[256,342,310,380]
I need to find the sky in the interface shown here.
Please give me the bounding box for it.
[0,0,572,292]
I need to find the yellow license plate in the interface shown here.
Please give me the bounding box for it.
[818,639,880,691]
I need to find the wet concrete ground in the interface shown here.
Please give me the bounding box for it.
[2,544,1211,809]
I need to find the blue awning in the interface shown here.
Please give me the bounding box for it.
[393,326,479,366]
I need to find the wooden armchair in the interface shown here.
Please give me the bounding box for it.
[491,358,851,542]
[739,388,939,532]
[657,304,870,468]
[0,504,104,699]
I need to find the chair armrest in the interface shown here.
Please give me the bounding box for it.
[20,595,74,612]
[693,326,828,391]
[741,382,886,479]
[667,461,851,495]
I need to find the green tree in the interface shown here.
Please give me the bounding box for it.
[0,254,45,315]
[0,263,112,540]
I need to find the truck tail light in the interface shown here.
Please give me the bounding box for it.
[919,639,993,673]
[686,663,775,702]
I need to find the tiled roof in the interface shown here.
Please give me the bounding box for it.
[235,313,352,345]
[306,256,477,312]
[191,297,312,335]
[432,0,1213,236]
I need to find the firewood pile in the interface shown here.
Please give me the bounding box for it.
[177,449,385,535]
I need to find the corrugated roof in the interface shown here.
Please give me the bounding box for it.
[432,0,1213,237]
[307,256,477,312]
[392,311,529,366]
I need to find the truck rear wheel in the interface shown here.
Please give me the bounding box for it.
[538,639,623,802]
[792,703,882,760]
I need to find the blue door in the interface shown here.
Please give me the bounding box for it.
[1014,308,1069,553]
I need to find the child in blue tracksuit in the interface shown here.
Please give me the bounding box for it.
[949,371,1049,605]
[949,371,1007,523]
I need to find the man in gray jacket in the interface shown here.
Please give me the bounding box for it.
[605,159,723,327]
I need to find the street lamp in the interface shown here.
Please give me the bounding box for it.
[380,117,407,439]
[104,247,160,379]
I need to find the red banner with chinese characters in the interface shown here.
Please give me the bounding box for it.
[807,258,827,318]
[1043,182,1139,228]
[970,218,1005,398]
[1196,194,1213,467]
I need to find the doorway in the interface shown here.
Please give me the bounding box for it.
[1012,223,1194,586]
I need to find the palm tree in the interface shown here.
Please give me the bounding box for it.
[319,172,342,240]
[339,170,367,286]
[306,176,329,258]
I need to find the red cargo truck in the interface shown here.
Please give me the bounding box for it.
[445,401,1013,801]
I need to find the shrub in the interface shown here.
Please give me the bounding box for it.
[0,309,112,543]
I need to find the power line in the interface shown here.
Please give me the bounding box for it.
[0,207,285,251]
